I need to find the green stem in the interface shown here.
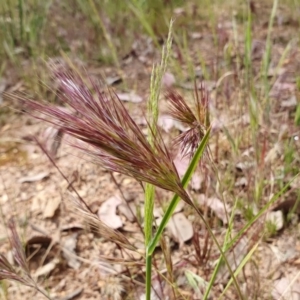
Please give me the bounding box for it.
[145,255,152,300]
[147,128,210,256]
[147,194,180,256]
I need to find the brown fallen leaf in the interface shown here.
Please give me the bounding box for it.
[266,210,284,231]
[105,75,122,86]
[198,195,230,224]
[43,196,61,218]
[26,235,52,249]
[98,195,123,229]
[234,177,248,188]
[272,276,300,300]
[265,143,282,164]
[236,161,254,171]
[281,95,297,108]
[118,202,135,222]
[122,223,140,233]
[33,258,60,279]
[31,190,50,212]
[166,213,193,245]
[270,80,295,98]
[61,233,81,270]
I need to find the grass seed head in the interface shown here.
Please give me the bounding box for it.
[165,84,210,157]
[18,71,191,204]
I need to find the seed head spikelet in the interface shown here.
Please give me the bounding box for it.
[166,83,210,157]
[17,71,193,205]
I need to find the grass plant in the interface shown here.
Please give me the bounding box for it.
[0,0,51,58]
[1,0,300,299]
